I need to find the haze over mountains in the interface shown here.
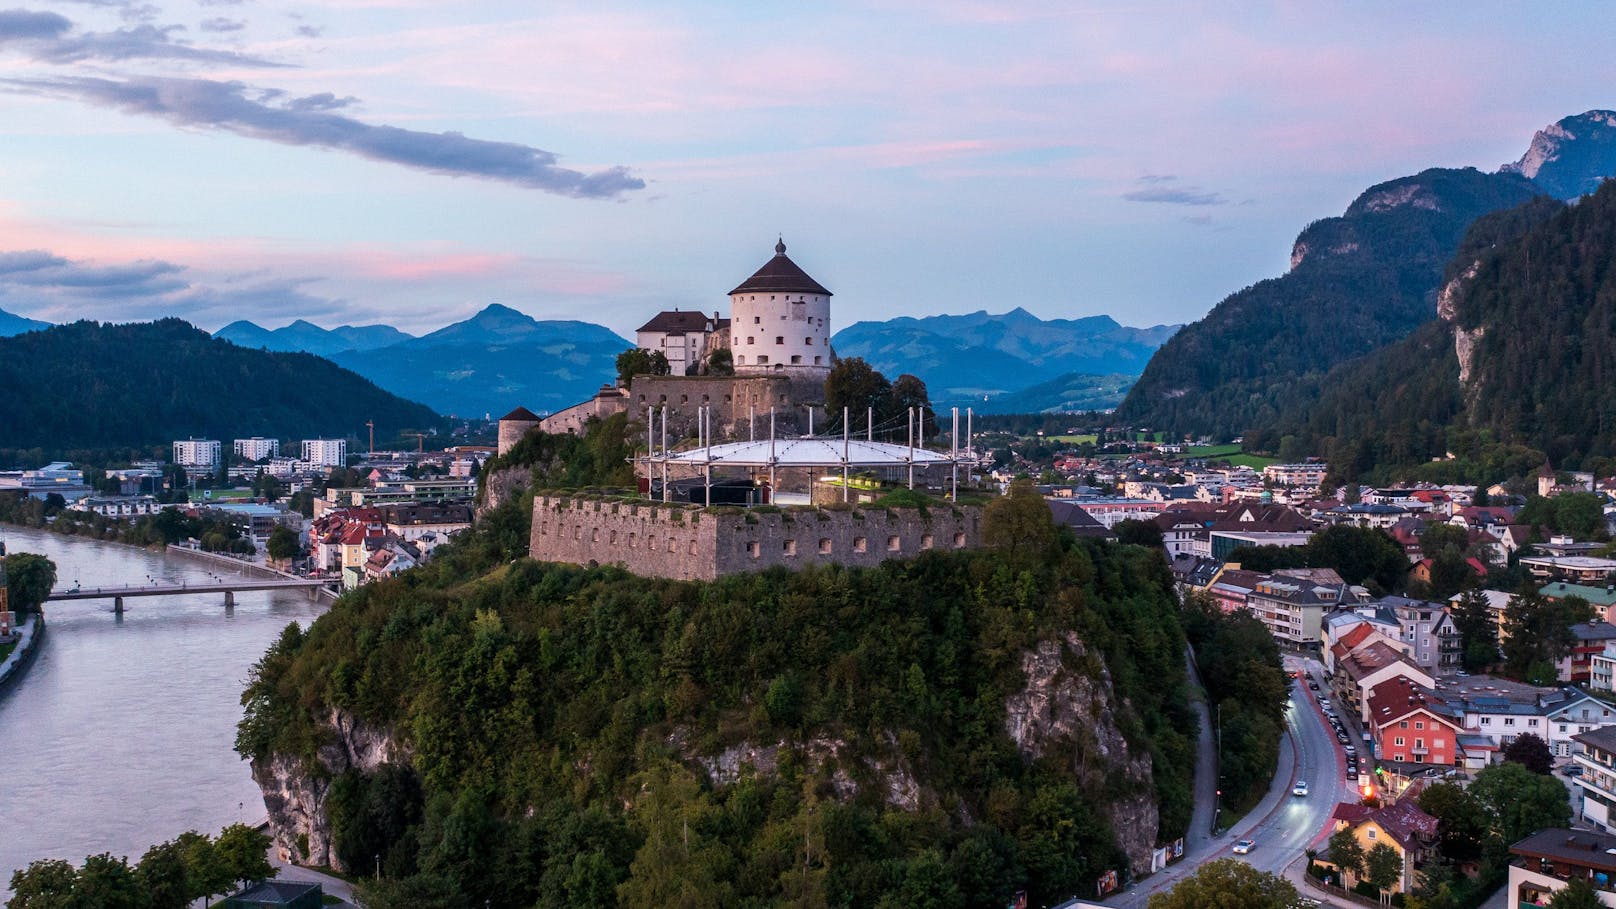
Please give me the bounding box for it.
[1118,109,1616,441]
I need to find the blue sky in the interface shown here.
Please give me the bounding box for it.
[0,1,1611,338]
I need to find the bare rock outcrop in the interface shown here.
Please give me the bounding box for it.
[252,709,408,872]
[1004,632,1158,877]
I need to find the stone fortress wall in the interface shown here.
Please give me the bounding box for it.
[530,494,982,581]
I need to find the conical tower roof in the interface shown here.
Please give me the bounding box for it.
[727,238,832,297]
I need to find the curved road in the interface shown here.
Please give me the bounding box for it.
[1078,655,1353,908]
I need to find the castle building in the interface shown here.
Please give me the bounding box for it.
[728,239,833,378]
[496,407,542,455]
[634,311,730,376]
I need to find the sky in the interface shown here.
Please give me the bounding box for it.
[0,1,1613,340]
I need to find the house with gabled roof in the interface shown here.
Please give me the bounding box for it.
[1318,798,1440,895]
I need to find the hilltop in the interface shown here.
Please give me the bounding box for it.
[0,318,442,453]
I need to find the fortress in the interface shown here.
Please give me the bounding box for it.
[529,495,981,582]
[523,240,836,447]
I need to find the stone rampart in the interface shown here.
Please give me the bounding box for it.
[529,495,982,581]
[626,374,826,440]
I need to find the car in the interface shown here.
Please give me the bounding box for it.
[1233,839,1255,855]
[1319,698,1332,709]
[1344,745,1357,755]
[1309,681,1320,690]
[1562,764,1585,777]
[1292,780,1309,797]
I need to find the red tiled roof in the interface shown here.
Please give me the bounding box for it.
[1338,623,1377,652]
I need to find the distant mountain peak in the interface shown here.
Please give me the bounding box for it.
[0,306,53,338]
[1502,110,1616,200]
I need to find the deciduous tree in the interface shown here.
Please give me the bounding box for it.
[1364,842,1403,894]
[1145,858,1302,909]
[1470,760,1572,844]
[1504,732,1555,774]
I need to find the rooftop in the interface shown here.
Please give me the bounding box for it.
[1510,828,1616,876]
[727,239,833,297]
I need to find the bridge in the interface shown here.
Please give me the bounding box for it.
[47,578,331,613]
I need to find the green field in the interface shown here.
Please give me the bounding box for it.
[1226,453,1278,469]
[1048,434,1099,445]
[1183,444,1242,458]
[190,489,254,503]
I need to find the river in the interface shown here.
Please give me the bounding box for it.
[0,526,326,889]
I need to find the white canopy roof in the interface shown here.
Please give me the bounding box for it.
[646,437,956,468]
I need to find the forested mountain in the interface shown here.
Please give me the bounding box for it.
[0,319,442,451]
[974,371,1138,414]
[236,477,1240,908]
[832,308,1177,406]
[1502,110,1616,200]
[329,304,629,418]
[1269,182,1616,482]
[1115,167,1545,438]
[215,319,413,355]
[0,306,50,337]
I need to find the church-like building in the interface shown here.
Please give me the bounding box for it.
[528,240,837,439]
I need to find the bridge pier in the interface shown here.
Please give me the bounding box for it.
[114,597,124,615]
[224,590,235,607]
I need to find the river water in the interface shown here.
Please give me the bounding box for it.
[0,526,326,888]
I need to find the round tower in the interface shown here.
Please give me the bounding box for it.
[728,239,833,377]
[497,407,541,455]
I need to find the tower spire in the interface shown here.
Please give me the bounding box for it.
[775,236,786,255]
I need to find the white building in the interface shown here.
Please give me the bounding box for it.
[301,439,348,468]
[1262,462,1328,487]
[70,495,162,518]
[634,311,730,377]
[729,239,833,378]
[234,437,280,460]
[173,438,222,469]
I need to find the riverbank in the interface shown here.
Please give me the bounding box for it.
[0,612,45,697]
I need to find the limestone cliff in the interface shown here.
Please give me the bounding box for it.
[477,464,530,516]
[1004,632,1158,877]
[253,708,408,872]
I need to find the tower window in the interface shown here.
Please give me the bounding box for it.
[753,316,760,324]
[791,355,802,364]
[757,356,769,365]
[804,337,812,345]
[814,356,821,365]
[775,336,784,344]
[747,337,754,345]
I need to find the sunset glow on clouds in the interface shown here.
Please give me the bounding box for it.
[0,1,1612,335]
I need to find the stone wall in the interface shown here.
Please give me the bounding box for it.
[625,374,827,440]
[529,494,982,581]
[538,385,629,436]
[496,418,539,455]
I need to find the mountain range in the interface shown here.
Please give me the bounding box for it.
[831,308,1179,409]
[0,306,49,337]
[214,319,413,356]
[1117,109,1616,440]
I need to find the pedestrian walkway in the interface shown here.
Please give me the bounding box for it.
[0,612,41,691]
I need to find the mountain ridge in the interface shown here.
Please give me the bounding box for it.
[0,306,51,337]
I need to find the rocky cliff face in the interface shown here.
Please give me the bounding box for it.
[1004,632,1158,877]
[253,708,408,872]
[1437,262,1484,389]
[478,465,530,516]
[1502,110,1616,200]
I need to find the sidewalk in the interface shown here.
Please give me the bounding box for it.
[0,612,42,693]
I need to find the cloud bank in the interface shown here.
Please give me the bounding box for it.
[6,75,646,198]
[0,10,284,66]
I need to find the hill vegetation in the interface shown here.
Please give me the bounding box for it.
[235,471,1223,908]
[0,318,442,457]
[1116,167,1545,438]
[1262,181,1616,482]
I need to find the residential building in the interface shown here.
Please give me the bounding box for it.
[1375,595,1463,677]
[1367,675,1463,767]
[1561,622,1616,684]
[233,437,280,460]
[1572,726,1616,833]
[301,439,348,468]
[1449,588,1514,642]
[1441,675,1614,759]
[634,310,731,377]
[1507,828,1616,907]
[1334,641,1436,724]
[1522,555,1616,585]
[1245,569,1356,648]
[1262,462,1328,487]
[1322,799,1439,895]
[173,438,222,469]
[1545,581,1616,623]
[1203,566,1267,614]
[377,502,472,543]
[69,495,162,518]
[1325,503,1408,529]
[1322,613,1400,675]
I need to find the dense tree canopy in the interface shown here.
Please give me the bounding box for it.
[237,488,1196,908]
[1146,858,1303,909]
[615,348,670,386]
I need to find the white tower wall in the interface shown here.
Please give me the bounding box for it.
[730,291,831,376]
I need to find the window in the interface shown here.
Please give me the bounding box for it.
[1367,829,1377,840]
[814,356,821,365]
[775,336,784,345]
[853,536,867,553]
[818,538,832,554]
[783,540,797,556]
[1481,717,1491,725]
[591,528,599,542]
[790,355,802,364]
[753,316,760,323]
[747,336,755,344]
[953,533,966,548]
[1415,721,1424,730]
[1529,718,1539,727]
[758,356,769,365]
[921,534,934,550]
[1415,738,1424,749]
[609,531,617,544]
[888,535,901,552]
[1399,720,1408,729]
[1395,737,1405,746]
[805,337,812,345]
[1504,717,1515,726]
[736,356,745,365]
[747,541,759,558]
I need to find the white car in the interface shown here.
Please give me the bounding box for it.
[1292,780,1309,797]
[1233,839,1256,855]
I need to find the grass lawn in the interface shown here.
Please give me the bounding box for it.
[1183,444,1242,458]
[1227,453,1279,469]
[1048,433,1099,445]
[192,489,254,502]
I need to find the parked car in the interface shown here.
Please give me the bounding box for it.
[1309,681,1320,690]
[1233,839,1255,855]
[1293,780,1309,797]
[1562,764,1584,777]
